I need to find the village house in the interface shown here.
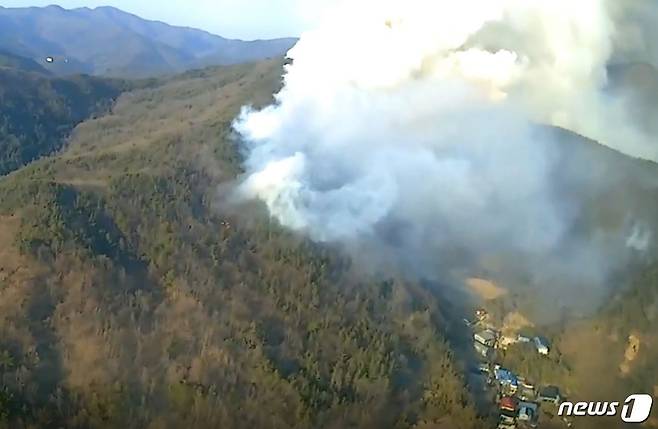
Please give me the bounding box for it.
[538,385,562,405]
[474,329,497,347]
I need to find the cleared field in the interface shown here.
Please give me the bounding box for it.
[466,277,508,301]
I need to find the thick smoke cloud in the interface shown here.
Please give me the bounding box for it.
[610,0,658,67]
[232,0,655,313]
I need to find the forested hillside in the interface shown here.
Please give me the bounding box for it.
[0,67,130,177]
[0,60,485,429]
[0,51,50,75]
[553,260,658,413]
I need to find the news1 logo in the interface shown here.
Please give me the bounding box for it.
[558,394,653,423]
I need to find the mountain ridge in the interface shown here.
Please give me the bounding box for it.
[0,5,297,78]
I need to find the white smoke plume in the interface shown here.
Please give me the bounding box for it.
[232,0,655,300]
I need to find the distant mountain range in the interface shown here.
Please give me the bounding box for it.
[0,5,297,78]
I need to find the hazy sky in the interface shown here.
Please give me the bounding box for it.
[0,0,332,39]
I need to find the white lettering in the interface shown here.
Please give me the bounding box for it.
[574,402,588,416]
[552,395,649,423]
[588,402,609,416]
[558,402,574,416]
[607,402,619,417]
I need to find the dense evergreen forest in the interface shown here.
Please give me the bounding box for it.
[0,60,487,429]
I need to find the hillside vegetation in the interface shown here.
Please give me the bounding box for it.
[0,60,485,429]
[0,51,50,75]
[551,262,658,425]
[0,67,131,177]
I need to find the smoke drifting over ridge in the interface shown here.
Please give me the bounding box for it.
[232,0,656,300]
